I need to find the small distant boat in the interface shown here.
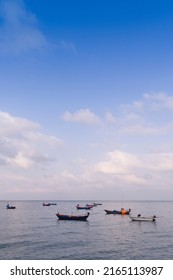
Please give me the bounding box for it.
[86,204,95,208]
[105,208,131,215]
[6,204,16,209]
[93,202,102,206]
[56,212,90,221]
[76,204,93,210]
[49,203,57,205]
[43,203,50,206]
[129,214,156,222]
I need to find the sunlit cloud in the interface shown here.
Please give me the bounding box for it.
[95,150,142,175]
[0,111,62,169]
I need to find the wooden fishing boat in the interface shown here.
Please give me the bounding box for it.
[6,204,16,209]
[86,204,95,208]
[56,212,90,221]
[129,214,156,222]
[93,202,102,206]
[76,204,93,210]
[105,208,131,215]
[43,203,50,206]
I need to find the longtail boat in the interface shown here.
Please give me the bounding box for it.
[6,204,16,209]
[105,208,131,215]
[43,203,50,206]
[93,202,102,206]
[56,212,90,221]
[76,204,93,210]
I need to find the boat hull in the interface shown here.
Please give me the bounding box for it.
[76,205,92,210]
[105,209,131,215]
[56,212,90,221]
[129,215,156,222]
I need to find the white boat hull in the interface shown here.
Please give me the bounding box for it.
[129,215,156,222]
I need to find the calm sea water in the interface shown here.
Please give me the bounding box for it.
[0,200,173,260]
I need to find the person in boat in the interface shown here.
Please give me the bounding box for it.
[121,208,131,214]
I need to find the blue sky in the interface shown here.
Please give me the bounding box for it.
[0,0,173,200]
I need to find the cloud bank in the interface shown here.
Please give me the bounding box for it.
[1,92,173,200]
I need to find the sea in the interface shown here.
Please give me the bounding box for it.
[0,200,173,260]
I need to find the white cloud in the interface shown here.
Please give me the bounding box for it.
[105,92,173,135]
[0,111,62,169]
[0,0,48,53]
[120,92,173,114]
[105,110,162,135]
[85,149,173,191]
[95,150,142,175]
[62,108,101,125]
[146,153,173,171]
[1,92,173,199]
[144,92,173,110]
[8,152,33,169]
[0,111,40,137]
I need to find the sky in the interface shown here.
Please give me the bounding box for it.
[0,0,173,200]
